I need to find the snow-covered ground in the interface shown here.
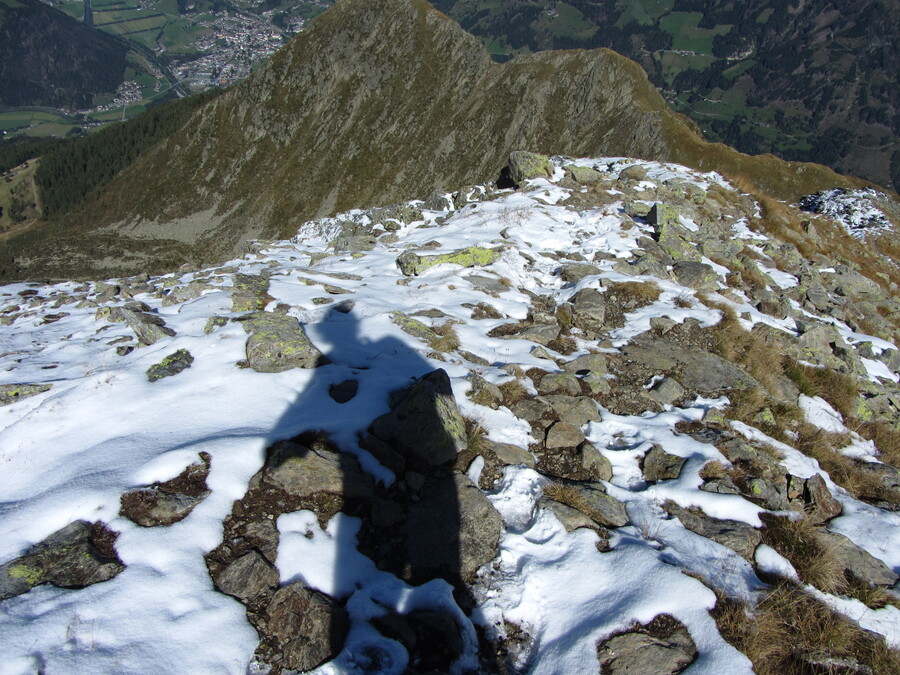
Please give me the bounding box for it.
[0,156,898,674]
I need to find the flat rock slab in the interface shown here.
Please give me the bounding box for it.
[120,452,211,527]
[666,503,761,561]
[598,614,697,675]
[397,246,499,276]
[0,521,124,601]
[239,312,327,372]
[0,383,51,406]
[263,440,373,499]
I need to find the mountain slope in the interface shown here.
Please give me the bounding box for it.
[0,0,128,109]
[0,0,870,282]
[429,0,900,192]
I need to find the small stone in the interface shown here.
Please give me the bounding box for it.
[328,379,358,404]
[508,150,553,185]
[647,377,685,406]
[642,445,687,482]
[146,349,194,382]
[0,383,52,406]
[597,615,697,675]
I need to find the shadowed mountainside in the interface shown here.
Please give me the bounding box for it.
[0,0,872,281]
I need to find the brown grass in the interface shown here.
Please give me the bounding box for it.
[784,361,859,420]
[607,281,661,306]
[674,294,693,309]
[857,421,900,468]
[712,583,900,675]
[758,513,845,593]
[464,416,487,455]
[498,378,530,406]
[794,423,900,505]
[429,321,461,353]
[542,481,590,512]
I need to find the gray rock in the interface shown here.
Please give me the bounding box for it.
[264,440,373,498]
[568,287,607,333]
[120,452,211,527]
[542,395,601,426]
[581,442,613,481]
[96,306,177,346]
[465,274,509,295]
[162,280,214,306]
[508,151,553,185]
[215,551,278,602]
[647,377,685,405]
[231,274,271,312]
[510,397,554,425]
[665,503,761,561]
[700,476,742,495]
[597,615,697,675]
[486,440,535,468]
[566,483,628,528]
[468,374,504,409]
[371,369,467,469]
[792,474,842,524]
[396,246,499,276]
[0,521,124,601]
[562,352,608,376]
[648,204,701,262]
[642,446,687,482]
[818,531,898,587]
[265,583,348,672]
[564,165,604,185]
[541,497,596,532]
[537,372,582,396]
[146,349,194,382]
[545,421,585,449]
[405,473,501,582]
[0,383,52,406]
[496,322,561,347]
[239,312,326,372]
[560,263,601,283]
[672,261,718,291]
[204,316,229,334]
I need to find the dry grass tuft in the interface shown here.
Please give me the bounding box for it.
[712,582,900,675]
[758,513,845,593]
[794,423,900,505]
[464,416,487,455]
[542,481,590,512]
[699,460,728,481]
[429,321,461,353]
[857,421,900,469]
[673,294,693,309]
[607,281,661,306]
[498,378,530,406]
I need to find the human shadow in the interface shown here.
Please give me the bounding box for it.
[208,306,496,673]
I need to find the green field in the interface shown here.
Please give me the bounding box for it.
[658,12,730,54]
[616,0,675,27]
[547,3,598,40]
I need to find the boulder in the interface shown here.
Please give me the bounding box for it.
[817,531,898,588]
[648,204,701,262]
[597,615,697,675]
[146,348,194,382]
[537,372,582,396]
[371,369,467,469]
[486,440,535,468]
[264,583,348,672]
[567,287,607,333]
[239,312,326,372]
[542,394,601,426]
[541,497,597,532]
[508,151,553,185]
[0,521,124,601]
[647,377,685,406]
[396,246,499,276]
[162,280,214,307]
[564,165,604,185]
[545,421,586,449]
[562,352,608,376]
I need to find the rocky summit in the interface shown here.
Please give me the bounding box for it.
[2,0,869,282]
[0,152,898,673]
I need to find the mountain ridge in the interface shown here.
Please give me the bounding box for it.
[0,0,875,281]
